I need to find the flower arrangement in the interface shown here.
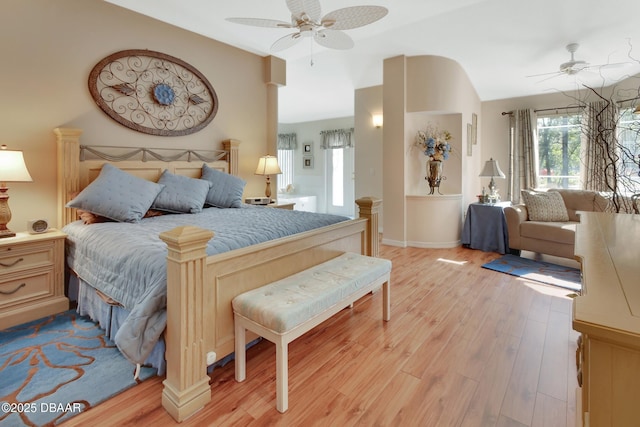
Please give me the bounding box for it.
[415,125,452,161]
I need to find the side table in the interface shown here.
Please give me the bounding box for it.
[461,202,510,254]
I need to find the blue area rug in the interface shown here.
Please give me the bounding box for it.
[0,310,155,426]
[482,254,581,292]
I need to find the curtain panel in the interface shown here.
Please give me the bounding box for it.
[582,100,618,192]
[320,128,354,149]
[508,109,538,204]
[277,133,297,150]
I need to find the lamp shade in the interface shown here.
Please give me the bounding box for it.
[479,158,505,178]
[255,155,282,176]
[0,148,33,182]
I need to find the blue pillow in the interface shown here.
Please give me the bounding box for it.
[152,170,211,214]
[200,163,246,208]
[66,164,164,223]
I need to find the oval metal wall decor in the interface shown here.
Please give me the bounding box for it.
[88,49,218,136]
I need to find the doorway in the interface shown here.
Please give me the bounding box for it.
[325,147,355,217]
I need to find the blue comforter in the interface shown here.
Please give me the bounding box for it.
[63,205,349,364]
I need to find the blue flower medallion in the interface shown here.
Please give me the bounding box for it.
[153,83,175,105]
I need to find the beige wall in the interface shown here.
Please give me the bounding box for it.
[380,55,481,246]
[354,86,383,208]
[1,0,271,232]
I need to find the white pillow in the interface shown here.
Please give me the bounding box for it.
[521,190,569,222]
[67,164,164,223]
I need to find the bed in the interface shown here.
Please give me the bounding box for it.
[54,128,381,421]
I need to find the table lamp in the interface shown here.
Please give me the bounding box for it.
[0,145,33,238]
[479,158,505,203]
[255,155,281,199]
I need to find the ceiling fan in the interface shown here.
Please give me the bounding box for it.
[528,43,627,81]
[226,0,388,53]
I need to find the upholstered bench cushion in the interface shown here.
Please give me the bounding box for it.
[232,252,392,334]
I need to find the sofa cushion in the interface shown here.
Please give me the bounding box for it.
[549,189,608,221]
[521,190,569,222]
[520,221,577,245]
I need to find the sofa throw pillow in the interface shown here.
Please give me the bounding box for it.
[152,169,211,214]
[66,163,164,223]
[200,163,246,208]
[521,190,570,222]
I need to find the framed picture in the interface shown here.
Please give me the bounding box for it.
[471,113,478,145]
[303,155,314,169]
[303,142,313,154]
[467,123,473,156]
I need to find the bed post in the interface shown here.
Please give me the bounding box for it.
[159,226,214,422]
[222,139,240,176]
[53,127,82,228]
[356,197,382,257]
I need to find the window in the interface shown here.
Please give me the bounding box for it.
[536,114,582,189]
[277,149,294,192]
[617,108,640,189]
[276,133,297,193]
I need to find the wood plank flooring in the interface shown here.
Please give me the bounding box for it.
[61,245,580,427]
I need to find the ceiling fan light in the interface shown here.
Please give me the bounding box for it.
[322,19,336,28]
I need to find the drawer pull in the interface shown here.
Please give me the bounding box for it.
[0,257,24,268]
[0,283,26,295]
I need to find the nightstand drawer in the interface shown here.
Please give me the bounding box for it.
[0,270,52,307]
[0,241,55,273]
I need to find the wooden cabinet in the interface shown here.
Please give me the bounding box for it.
[573,212,640,427]
[0,230,68,329]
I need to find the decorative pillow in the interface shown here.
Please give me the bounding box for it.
[66,164,164,223]
[152,170,211,214]
[200,163,246,208]
[521,190,570,222]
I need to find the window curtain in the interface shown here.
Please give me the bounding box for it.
[277,133,297,150]
[320,128,354,149]
[508,109,538,204]
[582,100,618,192]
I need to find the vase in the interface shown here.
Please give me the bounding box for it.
[426,160,443,195]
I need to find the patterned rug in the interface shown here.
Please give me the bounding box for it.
[0,310,155,426]
[482,254,581,292]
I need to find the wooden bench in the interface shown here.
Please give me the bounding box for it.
[232,252,392,413]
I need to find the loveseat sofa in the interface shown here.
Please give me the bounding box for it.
[504,189,609,259]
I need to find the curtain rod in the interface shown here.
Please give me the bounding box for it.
[501,95,640,116]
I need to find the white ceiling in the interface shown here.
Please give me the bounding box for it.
[106,0,640,123]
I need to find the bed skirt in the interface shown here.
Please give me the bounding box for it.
[69,274,166,375]
[68,274,258,377]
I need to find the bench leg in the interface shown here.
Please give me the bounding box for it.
[275,338,288,413]
[383,279,391,321]
[234,314,246,382]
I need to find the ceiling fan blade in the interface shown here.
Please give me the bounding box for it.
[321,6,388,30]
[314,29,354,50]
[226,17,293,28]
[526,70,562,78]
[536,73,565,83]
[271,32,303,52]
[586,61,631,71]
[286,0,321,22]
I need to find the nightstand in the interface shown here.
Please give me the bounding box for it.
[267,202,295,210]
[0,230,68,329]
[461,202,511,254]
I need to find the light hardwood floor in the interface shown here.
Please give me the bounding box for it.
[62,245,580,427]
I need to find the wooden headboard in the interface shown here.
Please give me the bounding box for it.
[53,128,240,228]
